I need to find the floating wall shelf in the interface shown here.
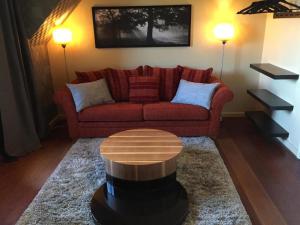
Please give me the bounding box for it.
[245,111,289,138]
[250,63,299,80]
[247,89,294,111]
[246,63,295,139]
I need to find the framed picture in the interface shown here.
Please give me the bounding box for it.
[92,5,191,48]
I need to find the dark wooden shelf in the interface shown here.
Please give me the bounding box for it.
[247,89,293,111]
[245,111,289,138]
[250,63,299,80]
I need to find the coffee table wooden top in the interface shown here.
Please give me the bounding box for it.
[100,129,183,181]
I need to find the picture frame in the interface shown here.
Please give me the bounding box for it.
[92,5,191,48]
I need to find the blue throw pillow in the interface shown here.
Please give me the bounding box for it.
[171,79,220,110]
[67,79,114,112]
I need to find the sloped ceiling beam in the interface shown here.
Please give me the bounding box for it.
[20,0,61,38]
[19,0,81,45]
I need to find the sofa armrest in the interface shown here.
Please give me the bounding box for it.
[210,86,234,115]
[53,88,79,139]
[208,76,234,136]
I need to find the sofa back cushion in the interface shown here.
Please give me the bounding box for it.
[75,69,109,83]
[144,66,181,101]
[129,76,160,103]
[106,66,143,102]
[179,66,213,83]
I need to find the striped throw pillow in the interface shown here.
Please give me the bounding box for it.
[129,76,160,103]
[144,66,181,101]
[106,66,143,102]
[179,66,213,83]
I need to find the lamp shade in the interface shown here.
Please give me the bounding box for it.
[214,23,234,42]
[53,28,72,45]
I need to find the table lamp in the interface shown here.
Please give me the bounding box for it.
[214,23,234,80]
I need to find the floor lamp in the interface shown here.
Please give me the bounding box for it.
[53,28,73,82]
[214,23,235,81]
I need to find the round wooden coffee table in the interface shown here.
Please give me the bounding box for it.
[91,129,188,225]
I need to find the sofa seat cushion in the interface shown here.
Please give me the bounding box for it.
[78,103,143,122]
[143,102,209,121]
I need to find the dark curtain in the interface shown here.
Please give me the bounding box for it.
[0,0,40,156]
[0,112,5,157]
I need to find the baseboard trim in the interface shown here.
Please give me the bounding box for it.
[49,114,65,130]
[222,112,245,117]
[275,138,300,159]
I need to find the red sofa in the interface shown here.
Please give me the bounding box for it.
[54,70,233,139]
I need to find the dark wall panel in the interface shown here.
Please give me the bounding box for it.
[20,0,61,38]
[19,0,81,137]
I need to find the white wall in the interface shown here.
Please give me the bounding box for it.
[48,0,267,114]
[260,14,300,158]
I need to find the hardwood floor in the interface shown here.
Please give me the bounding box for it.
[0,128,73,225]
[0,118,299,225]
[217,118,300,225]
[217,138,287,225]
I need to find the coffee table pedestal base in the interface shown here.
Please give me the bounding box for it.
[91,174,188,225]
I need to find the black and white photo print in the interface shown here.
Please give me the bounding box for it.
[92,5,191,48]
